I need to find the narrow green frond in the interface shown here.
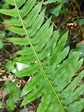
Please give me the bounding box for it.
[3,19,22,26]
[6,37,29,45]
[56,59,83,91]
[15,48,33,55]
[6,0,26,8]
[27,10,45,37]
[15,54,36,64]
[6,0,15,5]
[49,29,60,52]
[0,8,18,17]
[21,81,44,106]
[66,99,84,112]
[21,74,44,96]
[52,46,69,68]
[32,17,51,44]
[15,63,40,77]
[6,26,25,36]
[20,0,36,18]
[34,25,53,52]
[64,84,84,105]
[51,31,68,65]
[37,94,51,112]
[61,69,84,98]
[24,3,43,29]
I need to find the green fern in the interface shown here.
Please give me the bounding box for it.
[0,0,84,111]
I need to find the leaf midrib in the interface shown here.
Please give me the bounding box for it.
[13,0,65,111]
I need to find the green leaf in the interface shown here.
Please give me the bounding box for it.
[76,44,84,58]
[49,3,63,17]
[0,31,5,49]
[69,44,84,59]
[6,37,29,45]
[5,60,15,72]
[0,40,3,49]
[0,8,18,17]
[0,31,5,39]
[79,19,84,26]
[4,81,21,110]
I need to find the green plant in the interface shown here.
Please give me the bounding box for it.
[69,44,84,60]
[44,0,69,17]
[0,31,5,49]
[4,81,21,110]
[0,0,84,111]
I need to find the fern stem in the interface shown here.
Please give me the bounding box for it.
[13,0,65,111]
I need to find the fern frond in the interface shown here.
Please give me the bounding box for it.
[0,0,84,111]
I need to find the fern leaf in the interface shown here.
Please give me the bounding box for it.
[1,0,84,111]
[0,8,18,17]
[6,37,29,45]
